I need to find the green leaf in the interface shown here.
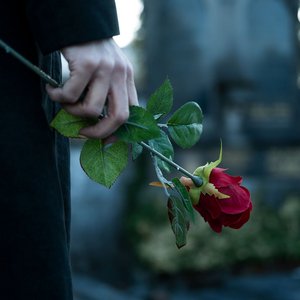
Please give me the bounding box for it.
[132,142,143,160]
[146,79,173,118]
[172,178,195,222]
[150,147,173,195]
[115,106,160,143]
[148,130,174,173]
[168,195,189,249]
[167,102,203,149]
[50,109,97,138]
[80,139,128,188]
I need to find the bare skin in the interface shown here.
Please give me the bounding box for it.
[46,38,138,139]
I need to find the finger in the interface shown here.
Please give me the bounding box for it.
[79,103,129,139]
[62,77,110,118]
[80,79,129,139]
[46,68,92,104]
[127,67,139,106]
[79,75,110,116]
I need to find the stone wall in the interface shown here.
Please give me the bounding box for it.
[142,0,300,203]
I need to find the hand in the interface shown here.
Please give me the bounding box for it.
[46,38,138,139]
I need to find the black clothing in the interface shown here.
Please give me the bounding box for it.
[0,0,119,299]
[27,0,119,54]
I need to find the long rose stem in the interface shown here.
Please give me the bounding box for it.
[0,39,61,87]
[139,142,203,187]
[0,39,203,187]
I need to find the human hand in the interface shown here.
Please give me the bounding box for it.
[46,38,138,139]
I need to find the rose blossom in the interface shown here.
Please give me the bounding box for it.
[180,167,252,233]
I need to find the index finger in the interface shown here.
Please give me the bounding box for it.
[79,82,129,139]
[46,68,92,103]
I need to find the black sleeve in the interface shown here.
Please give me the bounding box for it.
[26,0,119,55]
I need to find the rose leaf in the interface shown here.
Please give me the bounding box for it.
[172,178,195,222]
[146,79,173,118]
[80,139,128,188]
[168,195,189,249]
[116,106,160,143]
[50,109,97,138]
[132,142,143,160]
[167,102,203,149]
[149,130,174,173]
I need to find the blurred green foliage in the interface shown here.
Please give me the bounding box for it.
[126,190,300,273]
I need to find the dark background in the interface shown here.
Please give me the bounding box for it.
[70,1,300,299]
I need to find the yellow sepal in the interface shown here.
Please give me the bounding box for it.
[202,182,230,199]
[193,141,223,181]
[188,142,229,203]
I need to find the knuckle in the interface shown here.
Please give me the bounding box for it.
[113,60,127,74]
[101,59,114,72]
[81,57,97,71]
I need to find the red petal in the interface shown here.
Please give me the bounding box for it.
[210,168,242,188]
[229,209,251,229]
[220,209,251,229]
[194,204,210,222]
[194,204,223,233]
[208,219,223,233]
[198,194,222,219]
[218,185,251,214]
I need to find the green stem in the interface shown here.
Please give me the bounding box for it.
[0,39,61,87]
[0,39,203,188]
[157,123,168,129]
[151,153,171,197]
[139,142,203,187]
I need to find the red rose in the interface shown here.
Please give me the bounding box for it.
[179,167,252,233]
[193,168,252,233]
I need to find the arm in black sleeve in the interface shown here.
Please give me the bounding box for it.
[26,0,119,55]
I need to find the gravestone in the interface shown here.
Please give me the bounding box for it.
[142,0,300,205]
[242,54,300,145]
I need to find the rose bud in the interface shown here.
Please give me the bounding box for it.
[180,145,252,233]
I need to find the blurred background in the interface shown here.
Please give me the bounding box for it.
[71,0,300,299]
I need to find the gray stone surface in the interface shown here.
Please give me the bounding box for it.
[170,271,300,300]
[70,142,133,282]
[73,274,139,300]
[73,270,300,300]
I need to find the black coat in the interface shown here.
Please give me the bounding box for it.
[0,1,119,299]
